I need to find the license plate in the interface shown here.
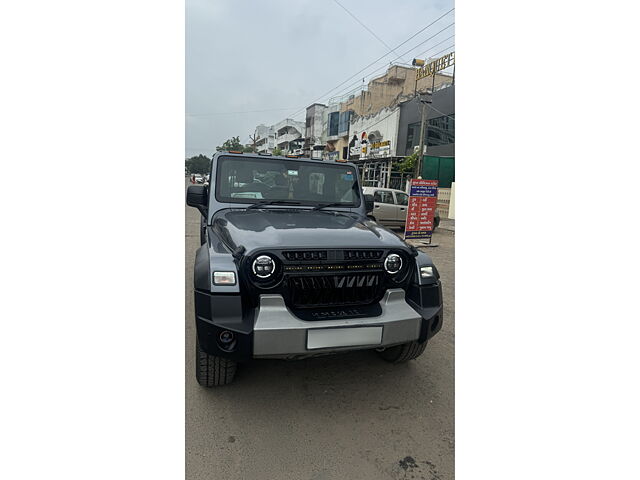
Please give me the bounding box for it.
[307,326,383,350]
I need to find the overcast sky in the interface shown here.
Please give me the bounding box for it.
[186,0,454,158]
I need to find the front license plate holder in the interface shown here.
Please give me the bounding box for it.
[306,326,383,350]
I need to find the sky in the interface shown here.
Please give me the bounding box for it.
[186,0,455,158]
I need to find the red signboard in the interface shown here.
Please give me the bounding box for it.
[404,179,438,240]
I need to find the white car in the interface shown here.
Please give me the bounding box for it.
[362,186,440,230]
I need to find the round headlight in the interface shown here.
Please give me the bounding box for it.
[252,255,275,278]
[384,253,403,274]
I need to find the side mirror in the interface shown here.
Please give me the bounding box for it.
[364,194,374,214]
[186,185,208,217]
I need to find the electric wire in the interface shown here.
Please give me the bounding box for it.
[325,34,455,105]
[332,0,397,59]
[286,8,454,119]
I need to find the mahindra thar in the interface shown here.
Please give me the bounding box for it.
[186,152,443,386]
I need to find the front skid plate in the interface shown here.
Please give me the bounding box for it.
[253,289,421,357]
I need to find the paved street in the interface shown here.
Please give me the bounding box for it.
[185,193,455,480]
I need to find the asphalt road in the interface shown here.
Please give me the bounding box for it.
[185,193,455,480]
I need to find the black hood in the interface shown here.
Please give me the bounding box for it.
[211,209,409,254]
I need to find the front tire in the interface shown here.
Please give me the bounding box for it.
[195,337,237,387]
[377,340,427,363]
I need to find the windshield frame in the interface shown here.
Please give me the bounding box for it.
[213,155,362,209]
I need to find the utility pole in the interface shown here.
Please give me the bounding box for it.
[415,90,432,179]
[414,68,436,179]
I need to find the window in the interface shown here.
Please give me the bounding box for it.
[328,112,340,136]
[374,190,394,204]
[427,114,455,146]
[395,192,408,205]
[406,115,455,152]
[338,111,351,135]
[406,122,421,153]
[216,156,360,206]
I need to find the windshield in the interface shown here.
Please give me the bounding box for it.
[215,156,361,207]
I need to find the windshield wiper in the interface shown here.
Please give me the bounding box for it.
[246,200,302,209]
[312,202,350,211]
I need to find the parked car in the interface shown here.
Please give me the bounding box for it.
[194,174,205,184]
[186,152,444,386]
[362,186,440,230]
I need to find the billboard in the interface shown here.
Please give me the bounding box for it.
[404,179,438,240]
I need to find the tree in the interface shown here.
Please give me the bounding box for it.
[216,136,243,152]
[272,146,283,156]
[395,151,419,174]
[185,154,211,174]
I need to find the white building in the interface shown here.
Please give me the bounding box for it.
[348,106,401,161]
[254,124,275,153]
[273,118,305,154]
[254,119,305,155]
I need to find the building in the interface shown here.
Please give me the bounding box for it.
[273,118,305,154]
[254,124,275,154]
[257,57,454,172]
[397,83,455,158]
[340,65,452,117]
[346,65,454,188]
[304,103,327,159]
[254,119,305,155]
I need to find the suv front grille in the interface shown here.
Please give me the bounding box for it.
[344,250,383,261]
[287,272,384,308]
[282,250,328,261]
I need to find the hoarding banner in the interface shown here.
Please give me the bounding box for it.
[404,179,438,240]
[416,52,455,80]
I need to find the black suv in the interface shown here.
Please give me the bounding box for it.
[187,152,443,386]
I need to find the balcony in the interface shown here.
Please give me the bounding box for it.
[276,132,302,146]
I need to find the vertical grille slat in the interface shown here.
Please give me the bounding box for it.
[287,272,384,309]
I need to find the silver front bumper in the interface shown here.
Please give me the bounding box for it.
[253,288,422,358]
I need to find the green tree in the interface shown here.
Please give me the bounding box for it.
[272,146,283,156]
[185,154,211,174]
[216,136,244,152]
[395,151,419,174]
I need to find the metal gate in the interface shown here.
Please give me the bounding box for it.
[358,160,409,191]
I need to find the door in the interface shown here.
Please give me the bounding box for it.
[373,190,397,225]
[394,191,409,225]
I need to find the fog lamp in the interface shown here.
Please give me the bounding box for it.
[213,271,236,285]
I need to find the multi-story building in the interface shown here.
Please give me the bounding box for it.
[341,65,452,117]
[260,58,454,170]
[253,119,305,155]
[254,124,275,154]
[273,118,305,154]
[304,103,327,159]
[344,63,454,188]
[397,84,455,158]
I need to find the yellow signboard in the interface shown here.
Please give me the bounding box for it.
[416,52,455,80]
